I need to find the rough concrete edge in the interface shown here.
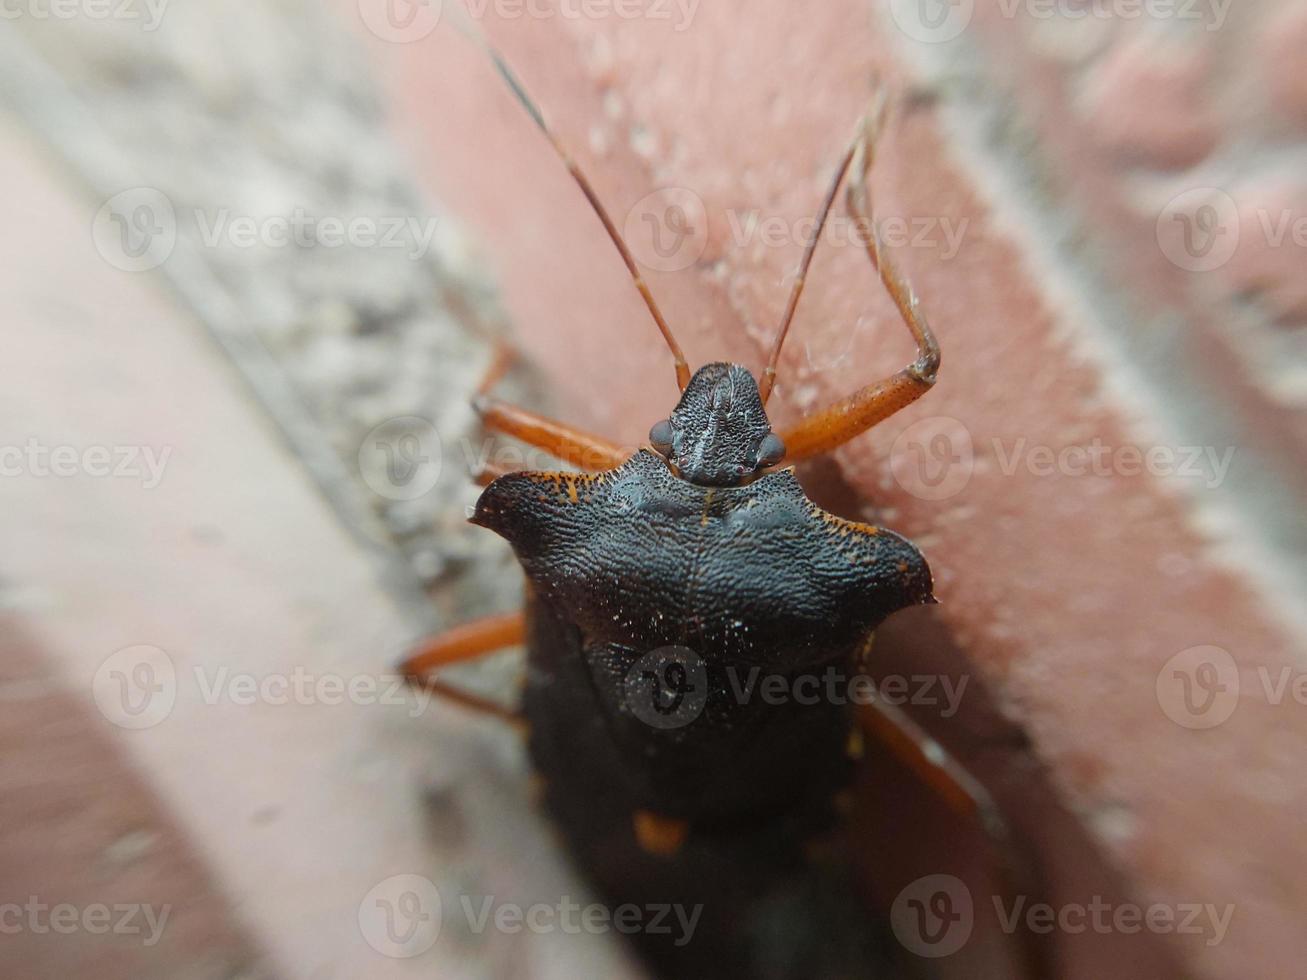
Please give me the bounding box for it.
[0,25,442,634]
[879,14,1307,648]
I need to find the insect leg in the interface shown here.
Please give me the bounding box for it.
[400,612,526,724]
[858,701,1052,979]
[777,97,941,462]
[475,396,631,472]
[473,339,631,472]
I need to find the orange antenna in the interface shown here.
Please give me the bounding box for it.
[757,118,866,406]
[455,14,691,391]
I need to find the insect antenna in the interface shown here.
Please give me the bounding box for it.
[756,109,873,406]
[451,11,692,391]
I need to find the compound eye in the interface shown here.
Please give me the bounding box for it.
[757,432,786,468]
[649,419,674,456]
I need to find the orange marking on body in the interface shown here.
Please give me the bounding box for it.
[633,811,689,857]
[845,727,865,761]
[817,508,882,539]
[522,470,609,504]
[857,630,876,665]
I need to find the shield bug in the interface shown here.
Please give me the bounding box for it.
[403,28,1044,980]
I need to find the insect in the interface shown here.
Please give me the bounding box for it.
[403,29,1043,980]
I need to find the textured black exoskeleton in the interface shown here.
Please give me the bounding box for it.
[472,364,934,977]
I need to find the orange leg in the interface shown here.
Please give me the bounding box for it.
[473,340,631,474]
[400,612,526,724]
[475,339,517,398]
[858,700,1008,847]
[779,96,941,462]
[475,396,631,473]
[858,700,1051,979]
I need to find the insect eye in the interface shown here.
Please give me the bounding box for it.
[757,433,786,468]
[649,419,674,456]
